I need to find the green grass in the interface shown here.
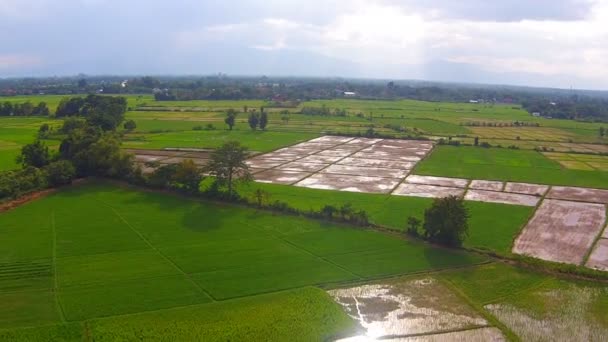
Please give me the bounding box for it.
[0,181,484,329]
[239,182,533,254]
[123,129,318,152]
[416,145,608,188]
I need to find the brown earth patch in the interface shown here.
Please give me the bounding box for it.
[392,184,465,198]
[547,186,608,204]
[295,173,399,193]
[0,188,56,213]
[586,239,608,271]
[513,199,606,265]
[465,189,539,206]
[405,175,469,188]
[338,157,415,170]
[504,182,549,196]
[322,164,409,179]
[254,169,311,185]
[276,162,329,172]
[469,180,504,191]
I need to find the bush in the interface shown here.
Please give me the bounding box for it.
[422,196,469,247]
[44,160,76,186]
[123,120,137,131]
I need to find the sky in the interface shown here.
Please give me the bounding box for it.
[1,0,607,90]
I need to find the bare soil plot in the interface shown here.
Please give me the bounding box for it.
[345,138,383,145]
[181,151,211,159]
[351,151,422,162]
[160,157,209,166]
[469,180,504,191]
[253,169,311,185]
[295,173,399,193]
[513,199,606,264]
[547,186,608,204]
[338,157,416,170]
[329,278,489,340]
[393,184,465,199]
[308,136,354,144]
[124,149,186,157]
[586,239,608,271]
[276,161,329,172]
[465,190,539,207]
[134,155,168,163]
[292,142,338,150]
[245,159,287,169]
[257,152,303,160]
[314,149,354,157]
[405,175,469,188]
[297,155,345,164]
[504,182,549,196]
[322,164,409,179]
[273,147,318,155]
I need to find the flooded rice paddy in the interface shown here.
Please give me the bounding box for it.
[328,277,498,341]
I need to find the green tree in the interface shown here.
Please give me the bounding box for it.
[474,136,479,146]
[38,123,51,139]
[17,140,50,168]
[225,109,237,130]
[82,95,127,131]
[123,119,137,131]
[406,216,421,237]
[60,117,86,133]
[253,188,271,207]
[172,159,202,193]
[248,112,259,130]
[86,133,134,177]
[44,160,76,186]
[321,205,337,219]
[600,127,605,137]
[204,141,252,198]
[259,112,268,130]
[149,164,178,188]
[422,196,469,247]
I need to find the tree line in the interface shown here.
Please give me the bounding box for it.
[0,101,49,116]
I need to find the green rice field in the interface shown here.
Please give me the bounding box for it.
[0,181,484,334]
[415,145,608,189]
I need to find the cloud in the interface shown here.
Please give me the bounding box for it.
[0,0,607,89]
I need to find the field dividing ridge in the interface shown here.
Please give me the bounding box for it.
[98,200,216,301]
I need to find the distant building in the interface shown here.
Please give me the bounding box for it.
[344,91,356,96]
[469,100,479,104]
[532,112,541,117]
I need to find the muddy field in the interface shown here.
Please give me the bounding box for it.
[547,186,608,204]
[469,180,504,191]
[405,175,469,188]
[295,174,399,193]
[513,199,607,264]
[586,239,608,271]
[465,189,540,207]
[126,148,212,173]
[249,136,433,191]
[329,277,496,340]
[393,184,466,198]
[504,182,549,196]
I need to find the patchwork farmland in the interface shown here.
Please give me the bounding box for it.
[2,95,608,341]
